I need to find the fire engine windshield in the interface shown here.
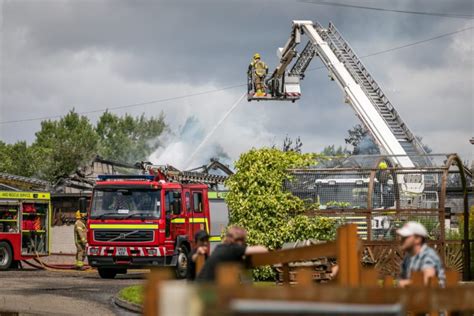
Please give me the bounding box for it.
[90,188,161,219]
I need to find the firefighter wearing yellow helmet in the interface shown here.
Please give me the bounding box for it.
[376,161,392,208]
[248,53,268,96]
[74,210,87,270]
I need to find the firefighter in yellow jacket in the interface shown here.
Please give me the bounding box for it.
[248,53,268,96]
[74,210,87,269]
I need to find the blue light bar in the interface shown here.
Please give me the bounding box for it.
[97,174,155,181]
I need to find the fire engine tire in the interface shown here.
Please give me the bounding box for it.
[98,268,118,279]
[0,242,13,270]
[175,245,189,279]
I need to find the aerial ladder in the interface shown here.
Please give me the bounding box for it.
[250,21,439,175]
[248,20,441,194]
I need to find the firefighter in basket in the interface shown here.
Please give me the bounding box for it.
[74,210,87,270]
[248,53,268,96]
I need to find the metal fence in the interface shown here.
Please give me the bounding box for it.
[285,154,472,279]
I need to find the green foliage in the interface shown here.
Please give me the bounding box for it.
[281,136,303,153]
[96,111,166,163]
[446,229,462,240]
[325,201,351,208]
[284,215,337,241]
[320,144,349,156]
[33,110,99,181]
[306,201,321,210]
[1,110,167,182]
[0,141,39,177]
[469,206,474,239]
[445,207,474,240]
[119,285,143,305]
[225,148,337,280]
[345,124,368,148]
[407,216,439,239]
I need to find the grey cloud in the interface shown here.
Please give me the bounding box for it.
[1,0,473,162]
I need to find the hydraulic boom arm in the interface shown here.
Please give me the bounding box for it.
[258,20,432,169]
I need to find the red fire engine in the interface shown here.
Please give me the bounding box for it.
[0,191,51,270]
[86,165,228,279]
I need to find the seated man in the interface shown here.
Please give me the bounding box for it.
[397,221,445,287]
[196,226,267,282]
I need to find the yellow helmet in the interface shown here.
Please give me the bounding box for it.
[75,210,84,219]
[378,161,388,170]
[253,53,261,60]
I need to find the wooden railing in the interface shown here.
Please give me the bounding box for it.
[144,224,474,316]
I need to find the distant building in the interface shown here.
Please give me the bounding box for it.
[51,156,140,225]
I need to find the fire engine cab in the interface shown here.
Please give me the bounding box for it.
[86,166,227,279]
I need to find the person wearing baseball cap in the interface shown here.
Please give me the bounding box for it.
[397,221,445,287]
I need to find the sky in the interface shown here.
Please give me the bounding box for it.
[0,0,473,169]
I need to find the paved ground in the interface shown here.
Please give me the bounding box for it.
[0,268,145,315]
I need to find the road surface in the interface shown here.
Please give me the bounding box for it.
[0,268,144,315]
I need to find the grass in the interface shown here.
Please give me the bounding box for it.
[118,285,143,305]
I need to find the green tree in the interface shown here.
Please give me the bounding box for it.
[96,111,166,163]
[225,148,336,280]
[0,141,38,177]
[320,144,349,156]
[282,136,303,153]
[345,124,368,148]
[0,141,13,174]
[33,110,99,181]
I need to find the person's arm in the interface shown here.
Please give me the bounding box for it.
[398,279,411,288]
[398,256,411,288]
[244,245,268,255]
[420,256,437,285]
[330,264,339,279]
[423,267,436,285]
[191,246,208,262]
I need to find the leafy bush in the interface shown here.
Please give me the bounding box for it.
[325,201,352,208]
[225,148,337,280]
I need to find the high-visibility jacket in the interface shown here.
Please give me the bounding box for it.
[376,169,391,184]
[249,60,268,77]
[74,219,87,244]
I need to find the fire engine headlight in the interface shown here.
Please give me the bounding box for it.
[147,249,157,256]
[89,248,99,255]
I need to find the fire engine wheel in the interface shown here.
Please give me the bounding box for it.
[0,242,13,270]
[175,245,189,279]
[98,268,118,279]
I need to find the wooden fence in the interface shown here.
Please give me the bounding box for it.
[144,224,474,316]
